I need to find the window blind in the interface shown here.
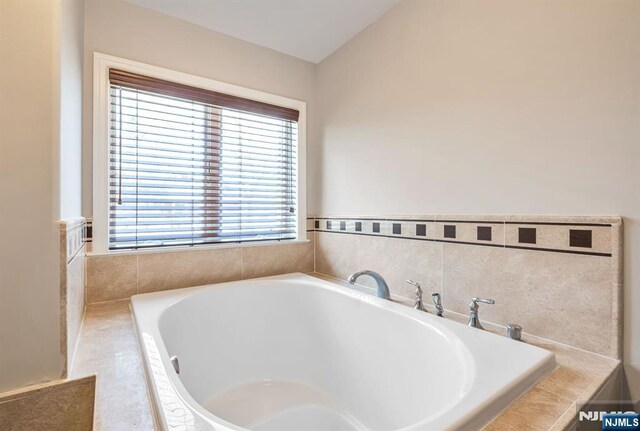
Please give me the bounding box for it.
[108,69,299,250]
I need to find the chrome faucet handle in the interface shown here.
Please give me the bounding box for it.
[406,280,426,312]
[470,297,495,308]
[431,293,444,317]
[468,297,495,330]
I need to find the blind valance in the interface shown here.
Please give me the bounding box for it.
[109,69,299,122]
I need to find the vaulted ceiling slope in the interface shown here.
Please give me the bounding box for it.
[126,0,403,63]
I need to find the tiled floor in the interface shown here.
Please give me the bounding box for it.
[70,300,154,430]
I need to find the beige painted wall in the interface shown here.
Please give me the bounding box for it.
[82,0,317,217]
[0,0,63,391]
[315,0,640,396]
[60,0,84,219]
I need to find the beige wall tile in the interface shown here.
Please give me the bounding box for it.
[315,232,358,279]
[59,219,87,375]
[580,366,623,407]
[305,218,315,231]
[357,236,442,299]
[611,223,623,285]
[0,375,95,431]
[612,283,623,360]
[443,244,613,356]
[66,253,85,369]
[86,254,137,303]
[137,248,242,293]
[59,218,85,263]
[242,240,314,280]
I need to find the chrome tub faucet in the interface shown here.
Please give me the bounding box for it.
[348,270,391,300]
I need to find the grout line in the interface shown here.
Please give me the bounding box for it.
[355,229,360,276]
[135,254,139,295]
[440,240,445,298]
[312,229,316,273]
[503,221,506,248]
[69,303,89,377]
[240,247,245,279]
[85,297,132,307]
[547,403,575,431]
[67,241,85,265]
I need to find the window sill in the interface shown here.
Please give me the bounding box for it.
[87,239,311,257]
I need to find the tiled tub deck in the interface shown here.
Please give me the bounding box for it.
[71,281,620,431]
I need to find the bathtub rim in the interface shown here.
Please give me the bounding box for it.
[131,273,556,431]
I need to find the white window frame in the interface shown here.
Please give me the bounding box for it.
[92,52,307,255]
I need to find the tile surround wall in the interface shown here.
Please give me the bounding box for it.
[312,215,623,359]
[58,218,86,376]
[81,214,622,359]
[85,235,315,302]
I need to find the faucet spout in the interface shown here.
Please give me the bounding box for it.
[348,270,391,300]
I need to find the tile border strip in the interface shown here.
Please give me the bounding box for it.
[84,218,93,243]
[84,216,619,257]
[307,215,621,257]
[59,218,87,263]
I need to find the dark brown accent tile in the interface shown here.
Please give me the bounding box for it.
[570,229,592,248]
[416,224,426,236]
[373,222,380,233]
[314,220,319,229]
[477,226,492,241]
[444,225,456,239]
[393,223,401,235]
[355,222,362,232]
[340,221,346,231]
[519,227,537,244]
[326,220,332,229]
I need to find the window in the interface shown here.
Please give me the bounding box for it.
[97,61,304,251]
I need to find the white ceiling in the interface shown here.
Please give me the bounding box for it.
[126,0,403,63]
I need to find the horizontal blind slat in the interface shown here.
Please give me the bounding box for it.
[111,178,293,189]
[108,105,294,135]
[109,115,293,142]
[109,76,297,250]
[110,148,293,168]
[110,139,296,160]
[109,236,298,251]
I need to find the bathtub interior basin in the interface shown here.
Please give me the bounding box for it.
[131,273,555,431]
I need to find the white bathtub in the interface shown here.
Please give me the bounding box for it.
[131,273,555,431]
